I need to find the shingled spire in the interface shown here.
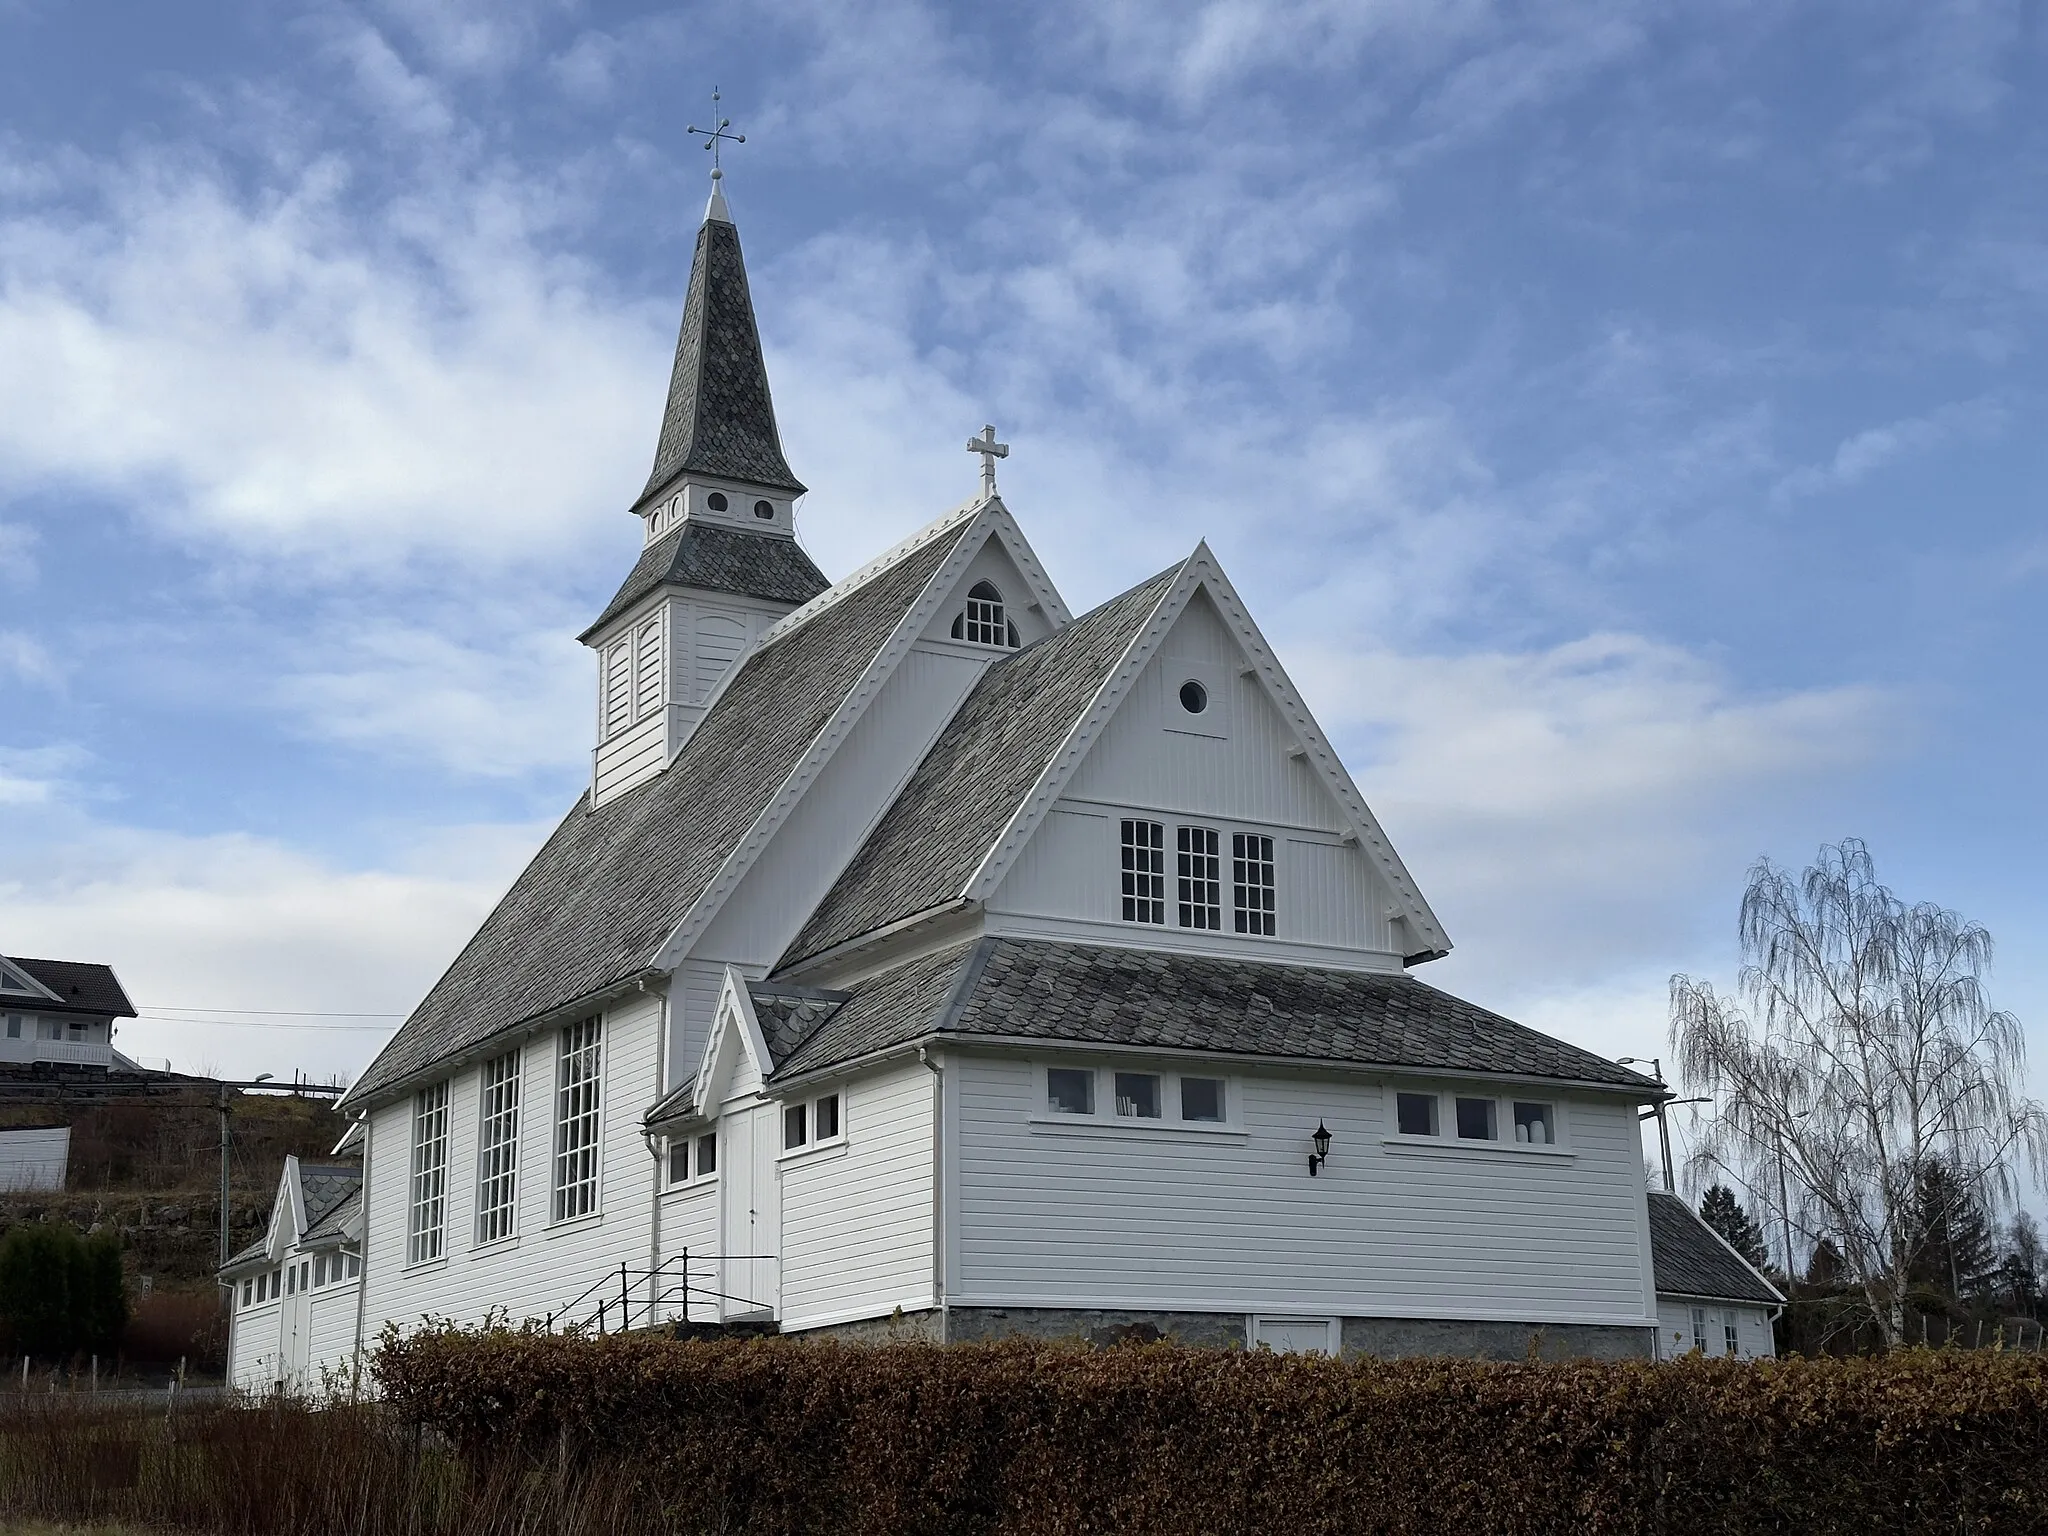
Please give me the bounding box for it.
[633,192,806,513]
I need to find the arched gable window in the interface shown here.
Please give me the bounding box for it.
[951,580,1020,648]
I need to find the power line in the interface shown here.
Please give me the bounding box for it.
[130,1013,399,1033]
[141,1004,405,1017]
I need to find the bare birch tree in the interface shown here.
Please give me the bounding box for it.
[1669,838,2048,1344]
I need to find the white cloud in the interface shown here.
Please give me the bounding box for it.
[0,630,55,685]
[0,743,87,805]
[0,818,538,1082]
[1292,632,1896,996]
[0,147,661,575]
[282,613,591,777]
[1773,399,2006,501]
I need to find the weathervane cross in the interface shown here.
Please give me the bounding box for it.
[687,87,747,180]
[967,424,1009,496]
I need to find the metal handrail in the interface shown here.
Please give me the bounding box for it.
[544,1250,780,1335]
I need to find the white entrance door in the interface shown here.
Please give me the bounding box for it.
[1252,1316,1339,1356]
[718,1105,780,1319]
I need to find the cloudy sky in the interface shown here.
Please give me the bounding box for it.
[3,1,2044,1156]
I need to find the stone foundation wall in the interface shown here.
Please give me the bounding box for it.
[790,1305,1653,1360]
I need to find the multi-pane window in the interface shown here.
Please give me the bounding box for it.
[1691,1307,1708,1354]
[951,580,1020,648]
[475,1050,522,1245]
[1232,833,1276,936]
[408,1081,450,1265]
[781,1093,843,1151]
[1177,826,1221,929]
[1120,820,1165,924]
[552,1017,603,1222]
[1723,1316,1740,1356]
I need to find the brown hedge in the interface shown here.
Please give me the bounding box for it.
[373,1326,2048,1536]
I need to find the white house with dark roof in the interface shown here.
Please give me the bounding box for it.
[1645,1191,1784,1360]
[0,953,138,1071]
[273,162,1676,1377]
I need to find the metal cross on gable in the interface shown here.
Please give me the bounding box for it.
[687,87,746,180]
[967,424,1009,495]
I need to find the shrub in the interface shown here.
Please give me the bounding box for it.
[0,1221,127,1361]
[371,1326,2048,1536]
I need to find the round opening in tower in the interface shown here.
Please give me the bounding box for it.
[707,492,729,512]
[754,500,774,519]
[1179,680,1208,714]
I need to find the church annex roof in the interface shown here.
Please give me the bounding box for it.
[635,212,804,508]
[342,519,972,1109]
[1646,1192,1783,1305]
[580,520,829,641]
[760,937,1662,1093]
[780,563,1184,968]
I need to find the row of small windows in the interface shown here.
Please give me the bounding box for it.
[664,1090,844,1186]
[1395,1091,1555,1146]
[3,1013,95,1042]
[407,1017,604,1266]
[236,1251,360,1308]
[1047,1066,1227,1123]
[1120,820,1276,936]
[950,581,1020,649]
[647,493,776,538]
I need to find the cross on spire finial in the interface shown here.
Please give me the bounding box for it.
[687,87,746,182]
[967,424,1009,496]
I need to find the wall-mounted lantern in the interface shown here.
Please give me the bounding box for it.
[1308,1121,1333,1176]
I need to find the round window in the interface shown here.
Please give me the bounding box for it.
[1179,679,1208,714]
[754,499,775,519]
[706,491,729,512]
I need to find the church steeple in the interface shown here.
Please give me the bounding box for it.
[633,187,805,517]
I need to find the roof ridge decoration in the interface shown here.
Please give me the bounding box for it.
[633,199,804,513]
[956,541,1451,958]
[650,504,1023,970]
[755,493,994,648]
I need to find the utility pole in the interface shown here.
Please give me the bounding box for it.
[1621,1057,1709,1194]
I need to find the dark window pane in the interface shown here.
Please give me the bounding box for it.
[1181,1077,1225,1122]
[1396,1092,1438,1136]
[815,1093,840,1140]
[1455,1097,1497,1140]
[1114,1072,1161,1118]
[668,1138,690,1183]
[784,1103,808,1149]
[1512,1101,1553,1145]
[696,1132,717,1175]
[1047,1068,1094,1115]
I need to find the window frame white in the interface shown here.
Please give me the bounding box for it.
[1033,1063,1244,1136]
[1383,1086,1571,1154]
[1176,824,1222,930]
[551,1016,604,1224]
[1231,832,1277,937]
[407,1080,451,1266]
[1119,819,1166,926]
[474,1048,522,1247]
[776,1090,848,1160]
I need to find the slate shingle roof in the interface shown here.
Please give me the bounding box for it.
[782,565,1182,968]
[298,1163,361,1233]
[302,1183,362,1246]
[343,523,970,1107]
[636,215,804,506]
[643,1074,699,1128]
[581,522,828,639]
[1647,1192,1782,1305]
[8,958,136,1019]
[766,937,1660,1092]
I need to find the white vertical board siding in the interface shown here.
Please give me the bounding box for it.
[696,644,988,967]
[1654,1298,1776,1360]
[669,961,726,1093]
[952,1055,1655,1326]
[1282,840,1373,949]
[1062,594,1349,833]
[780,1063,936,1331]
[359,993,663,1340]
[996,807,1116,923]
[917,541,1057,651]
[229,1294,281,1389]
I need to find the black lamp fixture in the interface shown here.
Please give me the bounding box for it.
[1308,1121,1333,1176]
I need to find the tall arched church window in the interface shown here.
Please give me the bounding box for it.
[951,580,1020,648]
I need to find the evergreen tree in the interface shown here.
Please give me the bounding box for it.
[2003,1212,2043,1319]
[1908,1158,1998,1298]
[74,1229,128,1356]
[1698,1184,1771,1271]
[1806,1236,1846,1286]
[0,1223,78,1358]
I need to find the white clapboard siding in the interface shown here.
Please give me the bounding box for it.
[694,612,748,700]
[696,643,989,968]
[779,1063,936,1331]
[951,1054,1655,1325]
[667,960,727,1095]
[229,1295,281,1390]
[592,710,667,802]
[654,1180,721,1326]
[305,1282,362,1390]
[358,993,663,1351]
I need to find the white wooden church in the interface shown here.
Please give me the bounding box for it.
[225,166,1715,1388]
